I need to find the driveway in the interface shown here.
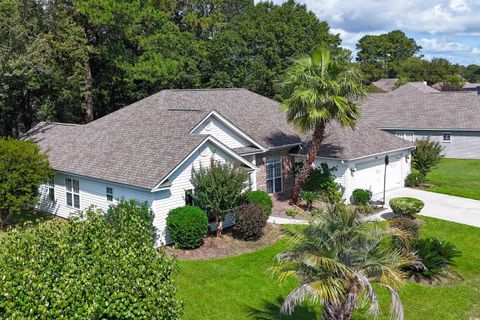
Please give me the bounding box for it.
[379,188,480,228]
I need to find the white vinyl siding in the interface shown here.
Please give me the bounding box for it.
[192,116,250,148]
[305,150,412,204]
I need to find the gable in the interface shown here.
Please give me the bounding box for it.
[190,111,267,150]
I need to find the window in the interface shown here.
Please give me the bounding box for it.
[266,155,282,194]
[185,189,194,206]
[396,131,415,142]
[106,187,113,202]
[442,132,451,143]
[65,177,80,209]
[47,178,55,201]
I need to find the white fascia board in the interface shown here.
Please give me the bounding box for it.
[291,146,415,163]
[189,110,267,151]
[151,136,257,192]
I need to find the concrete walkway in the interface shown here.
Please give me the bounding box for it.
[370,188,480,228]
[267,216,308,225]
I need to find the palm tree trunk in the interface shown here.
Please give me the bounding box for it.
[324,285,359,320]
[215,217,223,237]
[291,122,326,204]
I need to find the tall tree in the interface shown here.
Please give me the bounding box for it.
[276,47,365,203]
[356,30,421,82]
[395,57,464,86]
[73,0,202,119]
[0,0,90,136]
[203,0,341,97]
[464,64,480,83]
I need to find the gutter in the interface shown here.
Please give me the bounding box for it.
[291,145,415,162]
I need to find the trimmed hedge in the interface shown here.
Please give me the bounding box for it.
[389,197,425,218]
[233,203,268,241]
[246,190,273,216]
[0,200,182,319]
[405,171,425,187]
[167,206,208,249]
[351,189,372,205]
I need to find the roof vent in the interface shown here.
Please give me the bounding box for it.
[167,108,203,112]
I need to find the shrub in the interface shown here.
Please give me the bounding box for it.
[246,190,273,216]
[356,204,374,215]
[285,209,299,218]
[389,217,421,249]
[0,200,182,319]
[412,138,444,177]
[303,163,344,204]
[405,171,425,187]
[0,138,52,226]
[167,206,208,249]
[300,191,320,210]
[351,188,372,205]
[191,159,247,236]
[233,203,268,241]
[404,237,461,282]
[389,197,424,218]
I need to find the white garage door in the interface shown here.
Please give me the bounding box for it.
[353,155,403,197]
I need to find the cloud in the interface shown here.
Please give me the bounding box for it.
[288,0,480,35]
[419,37,480,64]
[266,0,480,65]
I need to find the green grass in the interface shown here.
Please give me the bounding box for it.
[175,218,480,320]
[426,158,480,200]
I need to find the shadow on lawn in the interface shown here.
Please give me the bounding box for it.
[246,297,318,320]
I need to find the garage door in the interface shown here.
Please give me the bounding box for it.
[354,155,403,197]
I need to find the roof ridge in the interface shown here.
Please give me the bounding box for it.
[163,88,243,92]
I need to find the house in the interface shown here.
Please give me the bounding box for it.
[371,78,399,92]
[361,82,480,159]
[25,88,413,244]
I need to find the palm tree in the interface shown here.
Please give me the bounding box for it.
[270,204,413,320]
[277,47,365,203]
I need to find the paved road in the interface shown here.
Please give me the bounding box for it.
[379,188,480,228]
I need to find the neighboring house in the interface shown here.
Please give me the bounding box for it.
[371,78,399,92]
[25,89,413,244]
[361,82,480,159]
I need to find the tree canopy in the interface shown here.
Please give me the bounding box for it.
[0,138,52,226]
[356,30,421,81]
[0,0,340,137]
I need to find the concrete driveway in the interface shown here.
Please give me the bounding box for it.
[379,188,480,228]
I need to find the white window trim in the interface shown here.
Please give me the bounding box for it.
[47,178,55,202]
[442,132,452,143]
[106,187,114,202]
[395,131,415,142]
[65,177,80,209]
[266,155,283,194]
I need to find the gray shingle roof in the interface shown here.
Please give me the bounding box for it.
[361,83,480,130]
[26,88,414,189]
[372,78,398,92]
[297,121,414,160]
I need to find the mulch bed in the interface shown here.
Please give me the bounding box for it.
[164,223,283,260]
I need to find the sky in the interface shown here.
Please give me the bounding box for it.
[271,0,480,66]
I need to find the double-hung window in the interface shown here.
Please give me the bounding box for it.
[266,155,282,194]
[106,187,114,202]
[47,178,55,201]
[65,177,80,209]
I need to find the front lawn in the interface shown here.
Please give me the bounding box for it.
[175,218,480,320]
[425,158,480,200]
